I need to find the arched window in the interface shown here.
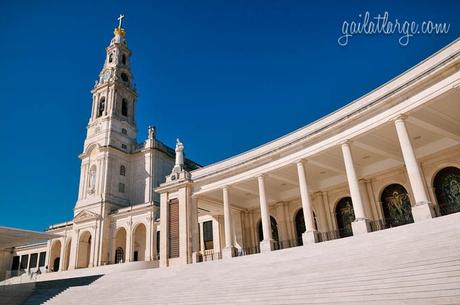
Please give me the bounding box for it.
[97,97,105,118]
[122,54,127,65]
[434,167,460,216]
[381,184,414,227]
[109,53,113,63]
[335,197,355,238]
[120,165,126,176]
[121,99,128,117]
[121,72,129,82]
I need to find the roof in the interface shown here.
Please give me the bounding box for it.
[0,226,61,249]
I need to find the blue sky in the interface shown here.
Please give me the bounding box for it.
[0,0,459,231]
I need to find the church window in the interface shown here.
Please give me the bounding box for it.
[121,72,129,82]
[121,144,127,150]
[119,183,125,193]
[97,97,105,118]
[122,54,127,65]
[120,165,126,176]
[121,99,128,116]
[121,128,127,135]
[109,53,113,63]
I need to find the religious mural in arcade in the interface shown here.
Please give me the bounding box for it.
[434,167,460,215]
[381,184,414,227]
[335,197,355,238]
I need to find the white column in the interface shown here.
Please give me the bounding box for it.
[394,116,434,221]
[258,175,274,252]
[222,187,236,258]
[341,141,370,235]
[126,221,133,262]
[190,197,200,263]
[296,161,318,244]
[58,238,65,271]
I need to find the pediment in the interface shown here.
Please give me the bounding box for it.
[74,210,100,223]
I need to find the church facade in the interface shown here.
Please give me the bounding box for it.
[3,20,460,278]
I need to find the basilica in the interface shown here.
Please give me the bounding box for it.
[2,18,460,279]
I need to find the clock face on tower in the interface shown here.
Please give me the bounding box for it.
[103,70,111,82]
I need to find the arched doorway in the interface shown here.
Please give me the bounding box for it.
[433,166,460,216]
[133,223,146,261]
[115,247,124,264]
[257,216,279,242]
[63,239,71,271]
[335,197,355,238]
[77,231,92,268]
[114,228,126,263]
[294,209,318,246]
[49,240,61,272]
[381,184,414,227]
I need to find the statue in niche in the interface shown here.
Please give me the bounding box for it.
[88,166,97,194]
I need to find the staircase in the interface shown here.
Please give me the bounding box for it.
[0,275,101,305]
[42,213,460,304]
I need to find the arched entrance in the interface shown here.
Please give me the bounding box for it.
[433,166,460,216]
[294,209,318,246]
[77,231,92,268]
[381,184,414,227]
[335,197,355,238]
[114,228,126,263]
[257,216,279,242]
[115,247,124,263]
[133,223,146,261]
[49,240,61,272]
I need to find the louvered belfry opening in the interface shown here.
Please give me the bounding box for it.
[168,199,180,258]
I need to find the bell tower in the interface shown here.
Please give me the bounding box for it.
[75,16,137,213]
[85,14,137,151]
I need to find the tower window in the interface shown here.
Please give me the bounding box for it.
[120,165,126,176]
[121,73,129,82]
[122,54,127,65]
[118,183,125,193]
[97,97,105,118]
[121,99,128,116]
[121,128,127,135]
[109,53,113,63]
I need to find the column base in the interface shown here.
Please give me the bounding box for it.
[302,230,319,245]
[351,218,370,235]
[222,246,236,259]
[159,257,168,268]
[191,252,202,263]
[412,202,435,222]
[259,239,275,253]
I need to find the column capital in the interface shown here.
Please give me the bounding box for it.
[256,174,265,180]
[393,114,408,123]
[295,158,307,166]
[339,139,353,146]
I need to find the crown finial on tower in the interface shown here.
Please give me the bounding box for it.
[114,14,126,37]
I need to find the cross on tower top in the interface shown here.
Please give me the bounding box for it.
[117,14,125,29]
